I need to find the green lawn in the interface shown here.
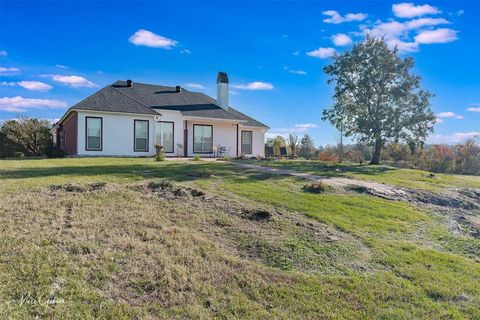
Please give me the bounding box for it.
[238,159,480,191]
[0,158,479,319]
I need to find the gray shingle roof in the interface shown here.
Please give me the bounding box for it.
[70,80,268,128]
[70,85,158,115]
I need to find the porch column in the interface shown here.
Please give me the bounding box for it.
[236,124,239,158]
[183,120,188,157]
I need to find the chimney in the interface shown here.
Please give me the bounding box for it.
[126,79,132,87]
[217,72,229,110]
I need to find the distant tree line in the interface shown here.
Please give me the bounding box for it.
[266,134,480,175]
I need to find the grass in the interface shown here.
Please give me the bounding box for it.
[239,159,480,191]
[0,157,479,319]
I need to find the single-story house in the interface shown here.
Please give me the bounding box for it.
[52,72,269,157]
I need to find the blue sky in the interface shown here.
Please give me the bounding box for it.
[0,0,479,145]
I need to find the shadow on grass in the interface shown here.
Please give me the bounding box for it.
[0,161,288,184]
[243,160,398,177]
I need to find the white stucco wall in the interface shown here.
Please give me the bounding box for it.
[185,119,238,157]
[238,126,266,157]
[75,110,267,158]
[153,110,185,156]
[77,111,155,156]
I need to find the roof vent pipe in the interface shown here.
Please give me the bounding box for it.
[126,79,133,87]
[176,85,181,92]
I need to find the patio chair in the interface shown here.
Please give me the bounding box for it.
[279,147,289,159]
[265,146,277,159]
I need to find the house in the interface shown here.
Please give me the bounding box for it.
[52,72,269,157]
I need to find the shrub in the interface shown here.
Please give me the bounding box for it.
[317,151,338,163]
[14,151,25,158]
[302,181,331,193]
[44,145,65,158]
[192,155,201,161]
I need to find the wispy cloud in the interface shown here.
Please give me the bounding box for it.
[184,83,204,89]
[180,49,191,54]
[392,2,440,18]
[0,51,7,57]
[436,111,464,119]
[55,64,69,69]
[289,69,307,75]
[332,33,353,46]
[0,67,20,76]
[306,47,336,59]
[0,96,67,112]
[284,66,307,75]
[266,123,319,139]
[428,132,479,144]
[322,10,367,24]
[231,82,274,90]
[292,50,300,56]
[41,74,96,88]
[467,107,480,112]
[129,29,178,49]
[1,81,52,91]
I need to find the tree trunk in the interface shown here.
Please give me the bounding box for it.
[370,138,383,165]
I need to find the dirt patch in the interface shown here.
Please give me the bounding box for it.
[49,182,107,193]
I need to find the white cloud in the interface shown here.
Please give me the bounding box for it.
[436,111,464,119]
[0,96,67,112]
[456,9,464,16]
[55,64,69,69]
[467,107,480,112]
[0,51,7,57]
[306,47,336,59]
[404,17,450,29]
[231,82,274,90]
[184,83,204,89]
[1,81,52,91]
[41,74,96,88]
[180,49,191,54]
[363,18,454,53]
[322,10,367,24]
[428,132,479,144]
[435,118,444,124]
[332,33,353,46]
[0,67,20,76]
[414,28,458,44]
[392,2,440,18]
[129,29,178,49]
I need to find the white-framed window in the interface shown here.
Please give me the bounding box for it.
[85,117,102,151]
[134,120,149,152]
[193,124,213,153]
[241,131,253,154]
[155,121,174,153]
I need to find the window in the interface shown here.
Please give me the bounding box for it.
[86,117,102,150]
[155,121,174,153]
[134,120,149,152]
[241,131,253,154]
[193,125,213,153]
